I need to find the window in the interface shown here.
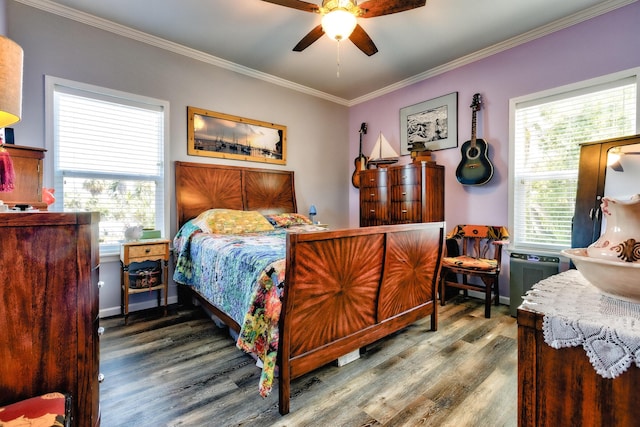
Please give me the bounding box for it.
[46,77,169,254]
[510,70,638,253]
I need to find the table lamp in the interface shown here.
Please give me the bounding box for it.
[0,35,24,192]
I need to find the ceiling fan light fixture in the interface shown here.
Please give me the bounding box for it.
[321,9,357,41]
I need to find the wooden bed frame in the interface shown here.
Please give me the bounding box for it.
[174,161,445,414]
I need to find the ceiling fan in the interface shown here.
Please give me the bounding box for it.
[262,0,427,56]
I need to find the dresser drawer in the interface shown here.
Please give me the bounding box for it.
[390,184,421,202]
[361,202,388,224]
[390,166,421,186]
[128,243,166,259]
[360,169,387,188]
[121,240,170,264]
[390,202,421,223]
[360,187,387,203]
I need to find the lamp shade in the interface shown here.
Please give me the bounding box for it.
[0,35,23,128]
[321,9,357,41]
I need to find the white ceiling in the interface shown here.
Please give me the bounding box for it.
[21,0,635,104]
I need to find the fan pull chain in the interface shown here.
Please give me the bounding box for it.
[336,40,341,78]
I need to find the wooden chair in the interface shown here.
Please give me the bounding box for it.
[439,225,509,318]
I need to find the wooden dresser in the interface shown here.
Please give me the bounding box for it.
[518,295,640,426]
[0,144,47,210]
[0,212,101,427]
[360,161,444,227]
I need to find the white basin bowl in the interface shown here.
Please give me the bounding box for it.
[562,248,640,303]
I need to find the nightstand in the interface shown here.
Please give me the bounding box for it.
[120,239,170,324]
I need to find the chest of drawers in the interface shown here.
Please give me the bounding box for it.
[359,161,444,227]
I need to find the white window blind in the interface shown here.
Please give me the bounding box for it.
[512,73,637,252]
[49,78,167,253]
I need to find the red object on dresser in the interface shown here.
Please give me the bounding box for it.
[0,212,101,427]
[0,392,71,427]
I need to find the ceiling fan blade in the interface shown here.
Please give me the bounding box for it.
[261,0,319,13]
[358,0,426,18]
[349,24,378,56]
[610,160,624,172]
[293,25,324,52]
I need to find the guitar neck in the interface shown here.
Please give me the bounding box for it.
[358,123,367,156]
[470,110,477,147]
[469,94,481,148]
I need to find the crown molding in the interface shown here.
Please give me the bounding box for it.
[14,0,637,107]
[13,0,351,105]
[348,0,638,106]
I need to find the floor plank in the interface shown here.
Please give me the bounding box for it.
[99,296,517,426]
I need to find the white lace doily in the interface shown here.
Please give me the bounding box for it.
[521,269,640,379]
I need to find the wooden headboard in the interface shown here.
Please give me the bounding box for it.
[175,161,297,229]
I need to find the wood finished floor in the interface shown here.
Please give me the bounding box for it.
[99,297,517,427]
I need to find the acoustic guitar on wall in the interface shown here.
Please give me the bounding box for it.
[455,93,494,186]
[351,122,368,188]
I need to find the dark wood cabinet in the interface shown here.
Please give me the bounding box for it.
[518,305,640,427]
[360,161,444,227]
[572,134,640,249]
[0,212,101,427]
[0,145,47,210]
[360,167,388,226]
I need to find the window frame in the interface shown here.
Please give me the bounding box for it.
[45,76,170,255]
[508,68,640,255]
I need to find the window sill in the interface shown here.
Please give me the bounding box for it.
[100,251,120,263]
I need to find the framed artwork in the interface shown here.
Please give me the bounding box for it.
[187,106,286,165]
[0,128,14,144]
[400,92,458,155]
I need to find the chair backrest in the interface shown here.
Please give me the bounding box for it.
[447,225,509,262]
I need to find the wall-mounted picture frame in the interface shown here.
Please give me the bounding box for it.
[0,128,14,144]
[187,106,286,165]
[400,92,458,155]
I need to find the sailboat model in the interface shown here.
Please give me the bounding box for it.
[368,132,399,167]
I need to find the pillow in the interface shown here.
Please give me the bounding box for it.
[193,209,274,234]
[285,224,329,233]
[265,213,313,228]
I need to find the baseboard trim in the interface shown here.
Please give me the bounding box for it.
[102,294,511,318]
[465,290,511,307]
[99,295,179,318]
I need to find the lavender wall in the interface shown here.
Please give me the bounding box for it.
[348,2,640,299]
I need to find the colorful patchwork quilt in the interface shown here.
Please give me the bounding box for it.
[173,220,287,397]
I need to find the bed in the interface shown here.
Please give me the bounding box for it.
[173,161,445,415]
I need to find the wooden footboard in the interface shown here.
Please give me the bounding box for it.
[278,221,445,414]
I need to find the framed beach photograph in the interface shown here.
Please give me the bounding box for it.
[400,92,458,155]
[187,106,286,165]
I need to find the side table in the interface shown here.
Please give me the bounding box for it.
[120,239,170,324]
[518,270,640,426]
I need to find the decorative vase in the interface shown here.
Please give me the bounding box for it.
[587,194,640,263]
[124,225,144,241]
